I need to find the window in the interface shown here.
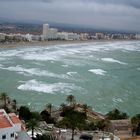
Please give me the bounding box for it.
[2,135,6,139]
[11,133,14,138]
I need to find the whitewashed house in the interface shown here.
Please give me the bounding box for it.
[0,109,27,140]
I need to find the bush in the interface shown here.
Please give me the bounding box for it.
[106,108,128,120]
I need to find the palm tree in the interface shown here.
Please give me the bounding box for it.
[131,114,140,135]
[66,95,76,106]
[46,103,53,116]
[0,92,8,108]
[27,118,39,138]
[59,109,86,140]
[12,99,17,111]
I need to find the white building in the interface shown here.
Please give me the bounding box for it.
[67,33,80,40]
[43,23,58,40]
[47,28,58,40]
[95,33,104,39]
[57,32,80,40]
[136,34,140,39]
[0,33,6,41]
[0,109,22,140]
[80,33,88,40]
[57,32,68,40]
[43,23,49,40]
[24,34,33,42]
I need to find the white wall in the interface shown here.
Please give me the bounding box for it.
[14,123,21,132]
[43,24,49,40]
[0,127,15,140]
[114,135,120,140]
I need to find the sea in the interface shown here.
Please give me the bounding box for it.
[0,41,140,116]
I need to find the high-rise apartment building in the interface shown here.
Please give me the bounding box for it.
[43,23,49,40]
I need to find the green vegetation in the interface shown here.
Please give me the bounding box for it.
[46,103,53,117]
[131,114,140,135]
[33,134,58,140]
[1,91,140,139]
[66,94,76,106]
[58,106,86,140]
[106,108,128,120]
[27,118,39,138]
[0,92,8,108]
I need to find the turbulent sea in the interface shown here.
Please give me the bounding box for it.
[0,41,140,116]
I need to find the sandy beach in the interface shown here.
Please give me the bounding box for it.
[0,40,97,48]
[0,39,133,48]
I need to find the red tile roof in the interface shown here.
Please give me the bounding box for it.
[0,115,12,128]
[9,113,21,124]
[0,112,4,115]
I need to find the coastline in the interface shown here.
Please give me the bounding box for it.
[0,39,138,48]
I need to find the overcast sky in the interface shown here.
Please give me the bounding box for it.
[0,0,140,32]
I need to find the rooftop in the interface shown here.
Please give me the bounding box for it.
[9,113,21,124]
[0,109,21,129]
[0,115,12,128]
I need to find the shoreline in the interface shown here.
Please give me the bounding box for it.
[0,39,138,48]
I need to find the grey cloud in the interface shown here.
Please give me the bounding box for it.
[79,0,140,9]
[0,0,140,32]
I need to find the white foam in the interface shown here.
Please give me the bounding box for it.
[0,64,3,67]
[0,57,6,61]
[137,68,140,71]
[0,50,24,57]
[101,58,127,65]
[0,65,69,79]
[112,98,123,103]
[17,79,82,94]
[67,72,77,76]
[62,65,69,67]
[88,69,107,75]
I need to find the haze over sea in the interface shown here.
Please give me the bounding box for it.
[0,41,140,116]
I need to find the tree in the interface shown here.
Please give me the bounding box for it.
[131,114,140,135]
[0,92,8,108]
[19,106,31,121]
[27,118,39,138]
[66,95,76,106]
[12,99,17,111]
[106,108,128,120]
[58,109,86,140]
[40,110,56,124]
[35,133,57,140]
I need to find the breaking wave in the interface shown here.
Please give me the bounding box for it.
[17,79,83,94]
[0,65,69,79]
[88,69,107,75]
[101,58,127,65]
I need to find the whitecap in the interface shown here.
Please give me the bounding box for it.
[0,64,3,67]
[88,69,107,75]
[67,72,77,76]
[0,50,24,57]
[101,58,127,65]
[112,98,123,103]
[0,57,6,61]
[0,65,69,79]
[62,65,69,67]
[17,79,83,94]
